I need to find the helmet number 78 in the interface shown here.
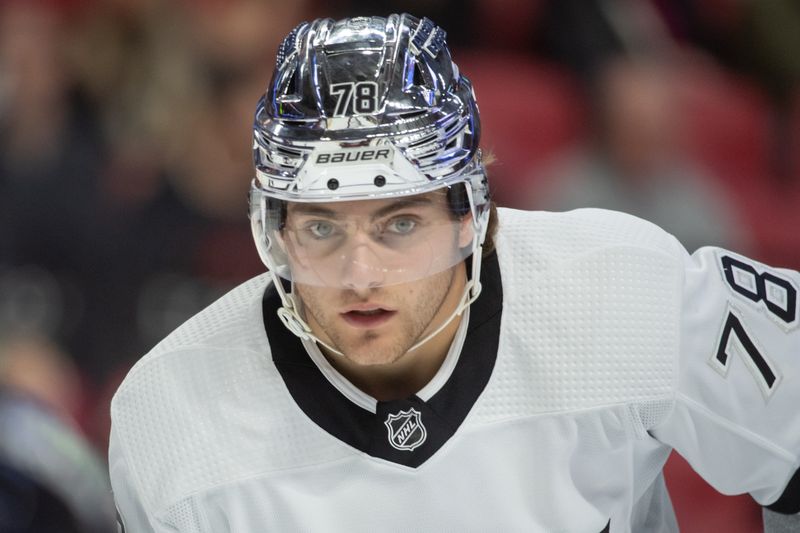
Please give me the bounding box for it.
[330,82,378,116]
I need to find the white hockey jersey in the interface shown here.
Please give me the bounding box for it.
[110,208,800,532]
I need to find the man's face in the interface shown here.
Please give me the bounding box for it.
[282,191,474,366]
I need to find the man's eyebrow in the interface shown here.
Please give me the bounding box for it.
[288,197,436,219]
[287,204,338,218]
[370,197,434,220]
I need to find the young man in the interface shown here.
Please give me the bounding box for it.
[110,14,800,532]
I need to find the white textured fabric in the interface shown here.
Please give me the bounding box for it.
[110,207,800,532]
[111,276,354,519]
[471,208,679,422]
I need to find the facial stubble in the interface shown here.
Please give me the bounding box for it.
[295,265,457,366]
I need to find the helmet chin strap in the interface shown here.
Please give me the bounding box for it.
[274,277,481,358]
[269,209,489,359]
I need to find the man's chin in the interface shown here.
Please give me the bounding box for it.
[336,339,406,367]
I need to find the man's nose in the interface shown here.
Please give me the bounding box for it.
[340,238,386,292]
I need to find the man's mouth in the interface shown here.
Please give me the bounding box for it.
[341,307,396,328]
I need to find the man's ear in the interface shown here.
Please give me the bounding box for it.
[458,213,475,248]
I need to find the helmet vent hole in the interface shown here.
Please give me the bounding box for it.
[285,72,299,100]
[398,110,425,119]
[413,61,425,86]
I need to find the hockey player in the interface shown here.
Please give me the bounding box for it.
[110,14,800,532]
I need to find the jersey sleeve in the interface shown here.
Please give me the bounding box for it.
[650,246,800,513]
[109,426,160,532]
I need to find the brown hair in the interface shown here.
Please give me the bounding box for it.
[482,201,499,258]
[445,183,497,258]
[480,149,498,258]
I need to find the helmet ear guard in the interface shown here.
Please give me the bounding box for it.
[248,190,272,269]
[249,191,293,281]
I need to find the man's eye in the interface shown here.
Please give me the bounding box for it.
[386,217,417,235]
[307,221,335,238]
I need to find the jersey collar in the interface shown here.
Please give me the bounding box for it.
[264,252,503,468]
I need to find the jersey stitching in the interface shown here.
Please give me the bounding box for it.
[676,391,797,463]
[110,427,161,528]
[154,454,365,516]
[467,400,668,428]
[116,276,272,390]
[662,233,686,430]
[113,343,270,401]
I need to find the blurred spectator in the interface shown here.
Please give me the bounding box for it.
[33,0,309,380]
[0,1,110,379]
[0,0,105,266]
[0,335,116,533]
[0,336,81,421]
[65,0,223,378]
[652,0,800,182]
[734,0,800,182]
[533,0,674,90]
[530,59,750,253]
[455,53,586,209]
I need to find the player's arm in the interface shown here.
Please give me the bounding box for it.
[649,246,800,526]
[109,426,160,532]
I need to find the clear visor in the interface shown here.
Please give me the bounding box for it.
[259,189,476,288]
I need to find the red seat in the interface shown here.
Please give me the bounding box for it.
[455,52,586,207]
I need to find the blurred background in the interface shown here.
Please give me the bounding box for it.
[2,0,799,530]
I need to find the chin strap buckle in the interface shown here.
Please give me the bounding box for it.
[277,307,311,340]
[458,279,482,315]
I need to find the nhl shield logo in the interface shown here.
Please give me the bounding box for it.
[384,408,427,452]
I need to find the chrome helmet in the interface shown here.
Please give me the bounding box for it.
[250,14,490,348]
